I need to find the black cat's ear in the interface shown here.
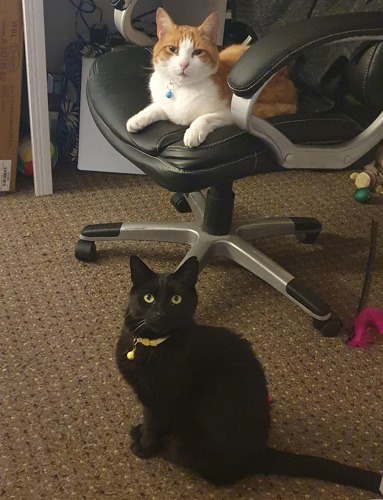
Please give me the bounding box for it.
[173,257,199,287]
[130,255,155,285]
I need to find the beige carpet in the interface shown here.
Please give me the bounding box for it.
[1,166,382,500]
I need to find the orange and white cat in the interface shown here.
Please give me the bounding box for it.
[127,8,297,148]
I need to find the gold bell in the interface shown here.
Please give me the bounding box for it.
[127,339,138,361]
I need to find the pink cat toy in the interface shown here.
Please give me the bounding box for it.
[347,307,383,348]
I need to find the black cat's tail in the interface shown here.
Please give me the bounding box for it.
[255,447,383,494]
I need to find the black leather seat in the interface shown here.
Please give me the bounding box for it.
[76,13,383,336]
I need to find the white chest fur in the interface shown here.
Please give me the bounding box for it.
[150,72,228,126]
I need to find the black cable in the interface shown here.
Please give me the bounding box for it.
[357,219,379,314]
[66,0,103,39]
[131,9,157,24]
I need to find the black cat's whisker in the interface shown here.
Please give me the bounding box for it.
[133,318,146,327]
[124,310,132,320]
[131,320,147,336]
[124,309,145,321]
[132,320,146,331]
[134,323,147,335]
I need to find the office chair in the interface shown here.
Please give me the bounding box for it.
[75,11,383,336]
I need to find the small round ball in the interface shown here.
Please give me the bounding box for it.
[17,137,58,177]
[353,187,371,204]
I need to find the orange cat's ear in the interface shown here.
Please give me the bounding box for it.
[198,11,219,43]
[156,8,175,39]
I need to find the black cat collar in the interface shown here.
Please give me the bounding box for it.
[127,336,169,360]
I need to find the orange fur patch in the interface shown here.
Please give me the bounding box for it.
[215,44,297,115]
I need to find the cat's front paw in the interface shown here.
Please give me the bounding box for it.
[130,424,143,443]
[130,440,158,459]
[129,423,160,458]
[183,126,208,148]
[126,114,147,133]
[130,432,159,459]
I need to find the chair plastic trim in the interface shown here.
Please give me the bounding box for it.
[232,91,383,170]
[114,1,155,47]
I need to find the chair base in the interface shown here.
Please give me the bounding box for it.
[76,189,342,336]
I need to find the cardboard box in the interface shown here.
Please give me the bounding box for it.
[0,0,24,193]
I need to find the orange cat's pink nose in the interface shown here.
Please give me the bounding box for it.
[179,62,189,70]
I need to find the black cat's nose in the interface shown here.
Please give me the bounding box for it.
[151,310,168,333]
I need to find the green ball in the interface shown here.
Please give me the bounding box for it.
[353,187,371,204]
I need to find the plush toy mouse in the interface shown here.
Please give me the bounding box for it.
[350,164,383,192]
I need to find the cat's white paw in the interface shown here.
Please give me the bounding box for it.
[183,127,208,148]
[126,114,147,133]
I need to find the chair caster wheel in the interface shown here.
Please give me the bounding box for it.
[75,240,97,262]
[170,193,191,213]
[296,231,320,244]
[312,317,342,337]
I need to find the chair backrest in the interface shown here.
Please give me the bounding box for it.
[346,42,383,113]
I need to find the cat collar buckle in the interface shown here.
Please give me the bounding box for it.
[165,82,174,99]
[127,336,169,360]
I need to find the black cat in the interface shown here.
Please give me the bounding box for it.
[116,255,382,494]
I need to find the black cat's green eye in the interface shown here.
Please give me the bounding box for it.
[171,295,182,305]
[168,45,178,54]
[143,294,155,304]
[192,49,203,56]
